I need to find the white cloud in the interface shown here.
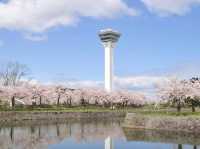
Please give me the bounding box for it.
[47,79,103,89]
[62,80,103,88]
[24,33,48,41]
[141,0,200,16]
[0,0,137,33]
[114,76,169,90]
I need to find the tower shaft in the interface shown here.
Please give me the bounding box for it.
[104,42,114,92]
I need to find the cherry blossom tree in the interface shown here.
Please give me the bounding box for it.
[157,78,187,112]
[156,77,200,112]
[185,78,200,112]
[28,85,53,106]
[0,85,31,108]
[54,85,66,106]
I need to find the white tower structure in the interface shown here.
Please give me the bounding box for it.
[99,29,121,92]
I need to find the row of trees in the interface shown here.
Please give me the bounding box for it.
[0,84,146,108]
[157,77,200,112]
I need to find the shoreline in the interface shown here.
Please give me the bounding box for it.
[123,113,200,134]
[0,111,126,126]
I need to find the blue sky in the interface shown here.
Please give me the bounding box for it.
[0,0,200,89]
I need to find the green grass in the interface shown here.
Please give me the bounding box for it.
[0,105,128,113]
[0,105,200,117]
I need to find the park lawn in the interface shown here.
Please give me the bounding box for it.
[0,105,200,117]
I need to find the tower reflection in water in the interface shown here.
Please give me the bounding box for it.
[105,136,113,149]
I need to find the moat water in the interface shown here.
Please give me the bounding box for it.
[0,118,199,149]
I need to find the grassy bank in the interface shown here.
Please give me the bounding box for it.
[0,105,200,117]
[0,105,128,112]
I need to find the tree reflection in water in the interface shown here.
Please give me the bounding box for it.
[0,119,199,149]
[178,144,182,149]
[10,127,14,142]
[177,144,198,149]
[0,119,124,149]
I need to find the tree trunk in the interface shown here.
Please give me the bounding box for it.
[192,106,196,112]
[177,105,181,112]
[11,96,15,109]
[39,96,42,106]
[192,100,196,112]
[69,97,72,107]
[81,98,85,106]
[193,145,197,149]
[177,100,181,112]
[57,94,60,106]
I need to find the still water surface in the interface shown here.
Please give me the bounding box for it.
[0,118,199,149]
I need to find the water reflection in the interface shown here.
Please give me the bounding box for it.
[104,137,199,149]
[0,119,199,149]
[177,144,198,149]
[105,137,113,149]
[0,119,124,149]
